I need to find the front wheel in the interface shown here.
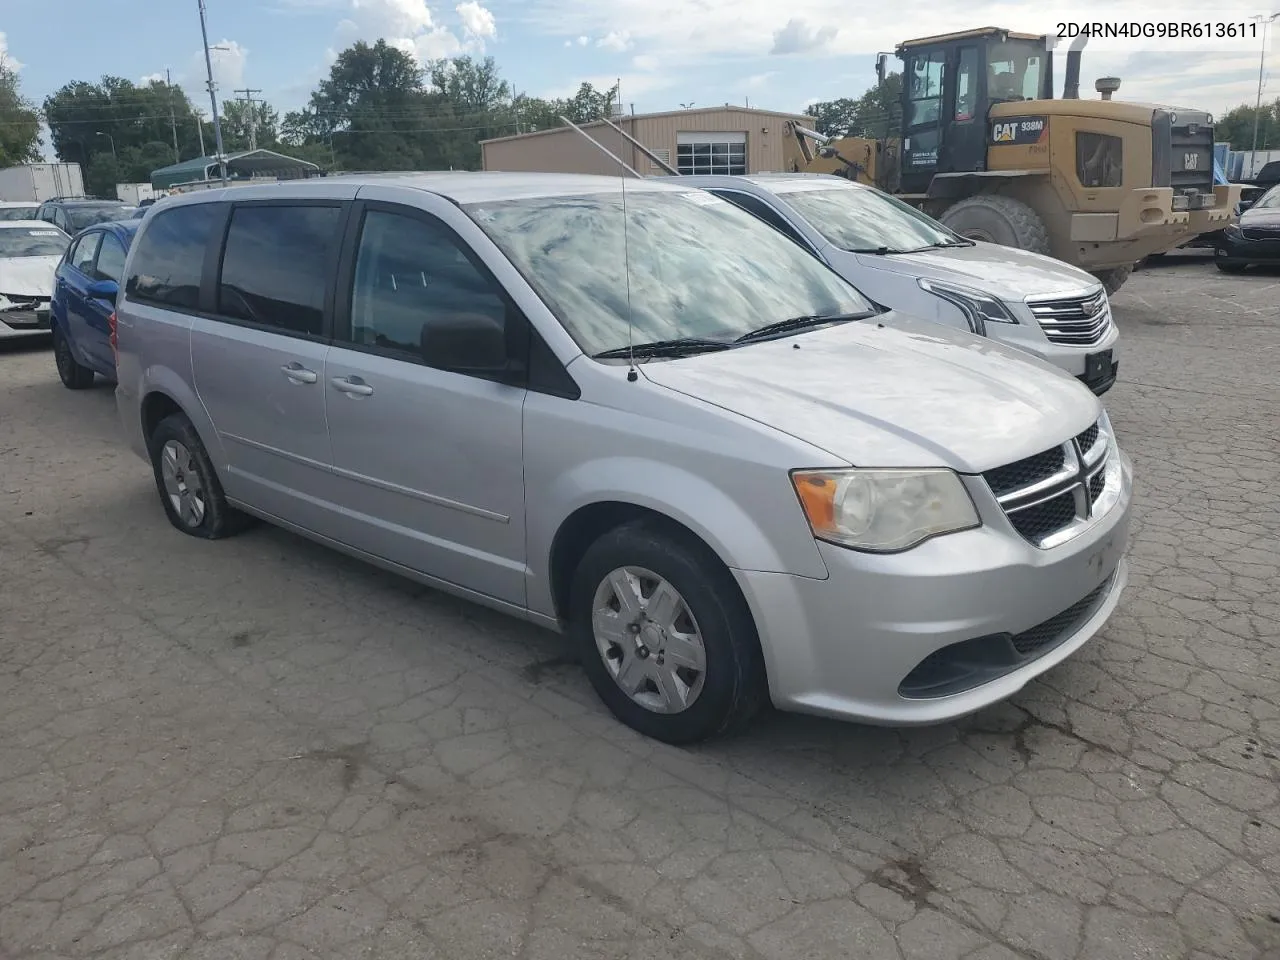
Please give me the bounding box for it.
[1215,257,1247,274]
[938,195,1052,255]
[148,413,253,539]
[53,328,95,390]
[569,521,766,744]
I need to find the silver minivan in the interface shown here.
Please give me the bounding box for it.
[115,173,1133,743]
[667,174,1121,395]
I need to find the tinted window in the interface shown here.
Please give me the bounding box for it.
[66,205,127,231]
[95,234,128,282]
[71,232,102,272]
[53,209,70,232]
[955,47,978,120]
[771,183,956,252]
[347,209,506,359]
[0,206,38,221]
[907,50,944,126]
[712,191,810,247]
[1077,133,1123,188]
[218,204,342,336]
[464,190,867,357]
[125,203,220,309]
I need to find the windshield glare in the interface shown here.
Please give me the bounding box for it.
[0,206,39,222]
[774,185,956,252]
[1254,186,1280,210]
[464,191,869,356]
[0,227,69,258]
[67,206,126,230]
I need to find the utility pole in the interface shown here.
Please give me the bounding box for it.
[197,0,228,184]
[233,87,263,150]
[193,108,207,156]
[166,69,180,162]
[1251,13,1280,178]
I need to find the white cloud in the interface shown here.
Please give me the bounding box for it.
[187,38,248,95]
[139,72,166,85]
[577,35,589,46]
[0,31,23,71]
[328,0,495,66]
[770,19,837,55]
[597,30,632,52]
[457,1,496,40]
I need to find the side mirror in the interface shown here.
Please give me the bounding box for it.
[86,278,119,301]
[420,312,510,376]
[1237,200,1254,213]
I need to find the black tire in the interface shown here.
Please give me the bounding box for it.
[53,328,95,390]
[568,520,767,744]
[1092,265,1133,295]
[1215,258,1247,274]
[938,194,1052,255]
[147,412,252,539]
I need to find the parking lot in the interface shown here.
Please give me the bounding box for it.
[1,253,1278,960]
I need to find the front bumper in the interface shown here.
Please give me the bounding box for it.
[1070,184,1241,267]
[987,310,1120,391]
[1215,231,1280,265]
[734,453,1133,725]
[0,307,52,340]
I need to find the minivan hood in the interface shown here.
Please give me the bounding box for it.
[640,315,1099,473]
[847,241,1099,301]
[0,256,59,298]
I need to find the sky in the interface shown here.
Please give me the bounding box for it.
[2,0,1277,160]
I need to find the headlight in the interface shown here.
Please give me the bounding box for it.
[791,468,981,553]
[1224,223,1243,238]
[917,278,1017,337]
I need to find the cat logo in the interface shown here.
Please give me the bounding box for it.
[992,123,1017,143]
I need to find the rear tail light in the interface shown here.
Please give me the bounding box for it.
[108,312,118,365]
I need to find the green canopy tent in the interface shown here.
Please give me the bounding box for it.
[150,149,321,190]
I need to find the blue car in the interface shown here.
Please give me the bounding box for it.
[50,219,139,389]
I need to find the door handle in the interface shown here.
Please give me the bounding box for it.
[280,362,318,384]
[331,375,374,397]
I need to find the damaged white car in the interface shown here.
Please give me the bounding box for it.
[0,220,70,340]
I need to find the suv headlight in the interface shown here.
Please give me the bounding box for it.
[917,278,1017,336]
[791,468,980,553]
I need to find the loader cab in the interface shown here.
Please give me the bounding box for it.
[896,28,1053,194]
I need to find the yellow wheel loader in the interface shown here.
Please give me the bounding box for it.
[786,27,1240,294]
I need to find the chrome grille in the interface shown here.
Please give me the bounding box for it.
[983,418,1114,548]
[1027,291,1111,346]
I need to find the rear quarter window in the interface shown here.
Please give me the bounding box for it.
[125,204,221,310]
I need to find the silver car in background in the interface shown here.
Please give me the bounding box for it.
[115,173,1132,743]
[668,173,1122,395]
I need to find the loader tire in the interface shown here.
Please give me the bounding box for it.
[1092,265,1133,295]
[940,195,1052,256]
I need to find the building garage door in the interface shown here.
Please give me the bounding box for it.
[676,131,747,175]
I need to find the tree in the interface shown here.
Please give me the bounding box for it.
[0,56,41,166]
[426,55,511,167]
[219,98,280,152]
[44,76,206,194]
[1217,99,1280,154]
[806,73,903,141]
[513,81,621,134]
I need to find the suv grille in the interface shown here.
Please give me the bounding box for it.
[1027,292,1111,346]
[983,421,1112,548]
[1242,226,1280,241]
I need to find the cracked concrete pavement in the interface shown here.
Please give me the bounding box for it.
[1,253,1278,959]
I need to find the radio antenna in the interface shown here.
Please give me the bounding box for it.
[616,81,637,382]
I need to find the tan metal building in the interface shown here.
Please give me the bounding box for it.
[480,106,814,177]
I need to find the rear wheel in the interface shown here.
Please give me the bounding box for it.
[1092,265,1133,295]
[53,328,95,390]
[938,195,1052,255]
[569,521,766,744]
[1215,258,1247,274]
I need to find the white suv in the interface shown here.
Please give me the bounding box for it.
[670,174,1121,395]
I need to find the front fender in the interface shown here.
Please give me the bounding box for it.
[525,455,831,618]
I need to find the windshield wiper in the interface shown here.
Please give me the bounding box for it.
[593,337,733,360]
[733,312,873,344]
[929,238,975,248]
[848,245,896,254]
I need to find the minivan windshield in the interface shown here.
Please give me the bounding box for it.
[463,190,871,356]
[65,204,127,231]
[0,227,69,258]
[769,183,963,254]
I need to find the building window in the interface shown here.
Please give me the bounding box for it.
[676,133,747,175]
[1077,133,1123,188]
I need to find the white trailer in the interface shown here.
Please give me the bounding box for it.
[116,182,155,204]
[0,163,85,202]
